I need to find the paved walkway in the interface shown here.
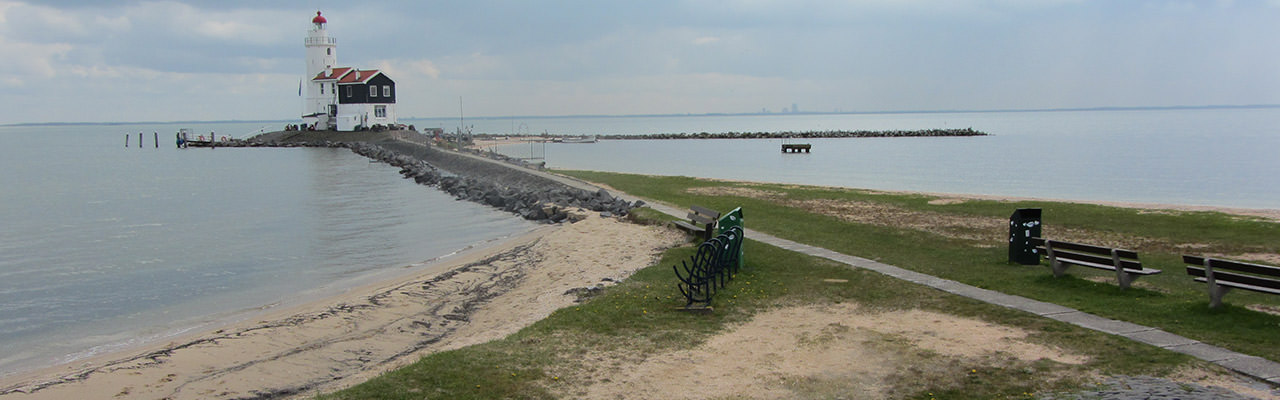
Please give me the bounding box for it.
[421,142,1280,386]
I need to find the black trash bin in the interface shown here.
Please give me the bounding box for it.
[1008,208,1042,265]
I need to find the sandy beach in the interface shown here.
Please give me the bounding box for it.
[0,210,685,399]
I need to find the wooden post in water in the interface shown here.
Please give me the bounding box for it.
[154,132,158,148]
[138,132,143,148]
[124,134,129,147]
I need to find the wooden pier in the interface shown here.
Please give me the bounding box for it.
[782,143,811,153]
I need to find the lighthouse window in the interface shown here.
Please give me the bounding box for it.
[369,86,378,97]
[326,48,331,55]
[320,84,324,94]
[383,85,391,97]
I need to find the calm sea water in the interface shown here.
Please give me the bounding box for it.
[0,122,534,376]
[453,108,1280,209]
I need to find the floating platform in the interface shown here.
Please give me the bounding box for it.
[782,143,811,153]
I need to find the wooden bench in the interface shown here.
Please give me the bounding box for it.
[671,205,720,241]
[1029,238,1161,289]
[1184,255,1280,308]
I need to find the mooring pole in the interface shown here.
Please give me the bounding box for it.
[138,132,143,148]
[125,134,129,147]
[154,132,158,148]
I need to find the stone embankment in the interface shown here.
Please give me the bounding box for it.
[598,127,987,140]
[236,131,637,224]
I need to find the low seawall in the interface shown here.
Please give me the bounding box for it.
[236,130,636,224]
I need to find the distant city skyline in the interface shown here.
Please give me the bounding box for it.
[2,1,1278,124]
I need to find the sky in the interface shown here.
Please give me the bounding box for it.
[1,0,1278,123]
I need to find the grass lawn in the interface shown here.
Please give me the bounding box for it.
[315,171,1280,399]
[560,170,1280,362]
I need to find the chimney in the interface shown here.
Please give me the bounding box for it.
[355,70,361,80]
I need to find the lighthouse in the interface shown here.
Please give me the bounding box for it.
[303,11,337,127]
[301,11,398,131]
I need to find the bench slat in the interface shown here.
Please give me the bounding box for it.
[671,220,706,233]
[689,205,720,219]
[1186,266,1280,291]
[1060,257,1160,275]
[1047,248,1144,271]
[1045,240,1139,260]
[1183,255,1280,278]
[1191,276,1280,295]
[688,213,717,225]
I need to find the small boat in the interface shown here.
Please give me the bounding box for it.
[561,135,597,143]
[177,128,232,148]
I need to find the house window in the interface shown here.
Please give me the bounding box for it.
[320,84,324,95]
[331,83,336,95]
[382,85,391,97]
[375,105,387,118]
[369,86,377,97]
[345,86,351,97]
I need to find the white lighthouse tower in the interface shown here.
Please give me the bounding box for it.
[299,11,398,131]
[303,11,337,128]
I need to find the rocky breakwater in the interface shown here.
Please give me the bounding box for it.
[309,139,637,224]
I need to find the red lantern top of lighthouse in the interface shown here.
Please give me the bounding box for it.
[312,11,327,24]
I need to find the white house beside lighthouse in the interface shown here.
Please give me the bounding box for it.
[301,11,397,131]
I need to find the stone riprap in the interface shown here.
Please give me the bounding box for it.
[236,132,636,224]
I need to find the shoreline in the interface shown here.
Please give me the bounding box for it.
[0,225,553,396]
[867,187,1280,222]
[0,212,684,399]
[0,210,543,383]
[683,176,1280,222]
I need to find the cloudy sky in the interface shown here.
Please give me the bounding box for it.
[2,0,1278,124]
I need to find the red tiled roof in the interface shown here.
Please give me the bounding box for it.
[312,67,384,84]
[338,69,380,84]
[312,67,352,81]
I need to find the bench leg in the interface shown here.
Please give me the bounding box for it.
[1050,259,1068,278]
[1045,242,1067,278]
[1115,268,1133,290]
[1208,283,1232,309]
[1110,249,1133,290]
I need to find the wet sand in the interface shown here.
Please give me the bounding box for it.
[0,211,684,399]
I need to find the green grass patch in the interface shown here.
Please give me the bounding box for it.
[556,170,1280,362]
